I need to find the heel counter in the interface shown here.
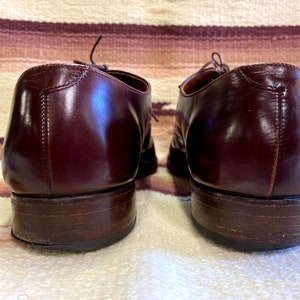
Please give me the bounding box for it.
[2,64,90,195]
[3,64,152,196]
[238,63,300,196]
[2,72,51,194]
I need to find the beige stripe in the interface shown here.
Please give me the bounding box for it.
[1,0,300,26]
[1,47,299,75]
[0,72,18,137]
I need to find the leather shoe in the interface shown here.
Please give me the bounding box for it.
[167,52,300,250]
[2,36,157,251]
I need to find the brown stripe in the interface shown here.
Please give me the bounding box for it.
[0,18,299,38]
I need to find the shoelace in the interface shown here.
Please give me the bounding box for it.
[199,52,230,74]
[74,35,108,71]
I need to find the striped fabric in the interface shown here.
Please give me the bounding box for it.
[0,1,299,299]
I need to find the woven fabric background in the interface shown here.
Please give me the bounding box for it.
[0,1,300,299]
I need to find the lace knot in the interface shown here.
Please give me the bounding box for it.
[200,52,229,73]
[74,35,108,71]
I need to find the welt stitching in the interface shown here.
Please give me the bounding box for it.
[241,63,299,71]
[235,68,277,91]
[23,65,90,92]
[39,66,90,194]
[272,89,285,196]
[21,64,87,77]
[22,64,150,96]
[46,66,90,93]
[40,90,53,194]
[268,88,284,197]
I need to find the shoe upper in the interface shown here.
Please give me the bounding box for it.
[171,60,300,197]
[2,64,155,196]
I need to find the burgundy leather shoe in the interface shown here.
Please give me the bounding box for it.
[168,52,300,251]
[2,36,157,251]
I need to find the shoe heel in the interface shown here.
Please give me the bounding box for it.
[11,182,136,251]
[191,180,300,251]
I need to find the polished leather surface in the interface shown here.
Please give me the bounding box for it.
[2,64,155,195]
[170,63,300,197]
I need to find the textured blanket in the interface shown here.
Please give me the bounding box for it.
[0,1,300,299]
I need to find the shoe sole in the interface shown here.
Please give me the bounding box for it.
[191,179,300,251]
[11,182,136,252]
